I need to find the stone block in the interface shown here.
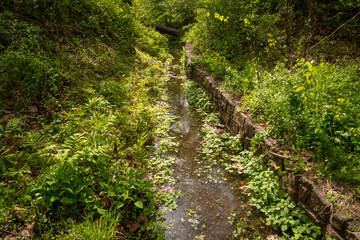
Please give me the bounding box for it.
[228,118,239,135]
[243,137,251,150]
[221,99,228,112]
[346,221,360,233]
[325,225,344,240]
[298,177,314,205]
[222,92,232,105]
[298,204,323,226]
[226,103,235,116]
[281,173,299,202]
[205,78,211,91]
[220,111,230,126]
[346,230,360,240]
[331,210,352,234]
[308,187,331,222]
[215,88,222,102]
[244,119,258,139]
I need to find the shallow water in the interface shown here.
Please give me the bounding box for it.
[164,51,273,240]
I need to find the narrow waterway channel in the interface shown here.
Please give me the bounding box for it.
[163,50,274,240]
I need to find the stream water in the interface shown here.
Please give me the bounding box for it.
[163,51,273,240]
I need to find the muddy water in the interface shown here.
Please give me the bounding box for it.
[163,52,272,240]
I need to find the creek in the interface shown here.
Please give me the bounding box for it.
[163,50,274,240]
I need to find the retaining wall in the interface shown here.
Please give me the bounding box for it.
[185,42,360,240]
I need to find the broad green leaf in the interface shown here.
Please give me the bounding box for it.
[74,185,85,195]
[60,197,75,205]
[135,201,143,209]
[63,187,74,194]
[50,196,58,203]
[97,207,106,215]
[115,201,124,210]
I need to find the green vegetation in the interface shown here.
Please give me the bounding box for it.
[134,0,197,29]
[1,0,359,238]
[0,0,178,238]
[185,79,322,239]
[187,0,360,182]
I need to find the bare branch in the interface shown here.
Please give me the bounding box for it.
[308,11,360,52]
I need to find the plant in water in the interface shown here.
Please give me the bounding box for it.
[185,79,321,239]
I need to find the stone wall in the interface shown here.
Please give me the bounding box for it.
[185,43,360,240]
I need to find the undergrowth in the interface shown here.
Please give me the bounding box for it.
[185,0,360,184]
[0,0,178,238]
[191,48,360,183]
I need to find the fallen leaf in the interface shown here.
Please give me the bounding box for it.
[238,185,248,191]
[13,204,23,220]
[101,196,111,209]
[27,106,38,113]
[4,236,17,240]
[137,215,149,227]
[126,221,140,233]
[0,114,16,124]
[244,203,253,211]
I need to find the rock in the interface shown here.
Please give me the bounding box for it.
[126,221,140,233]
[345,230,360,240]
[331,210,352,233]
[0,114,16,124]
[137,215,149,227]
[325,224,345,239]
[27,105,38,113]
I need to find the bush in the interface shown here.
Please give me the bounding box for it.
[245,60,360,181]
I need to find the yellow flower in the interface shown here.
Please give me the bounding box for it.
[293,86,305,93]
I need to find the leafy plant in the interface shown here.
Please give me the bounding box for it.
[66,212,120,240]
[32,163,99,216]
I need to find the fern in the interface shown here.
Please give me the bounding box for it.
[133,131,150,163]
[20,130,45,151]
[0,146,9,176]
[5,117,23,136]
[5,164,31,178]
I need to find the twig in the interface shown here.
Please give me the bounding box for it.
[169,73,184,79]
[237,143,282,172]
[0,229,27,238]
[308,11,360,52]
[237,153,269,172]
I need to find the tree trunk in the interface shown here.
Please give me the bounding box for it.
[151,23,184,36]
